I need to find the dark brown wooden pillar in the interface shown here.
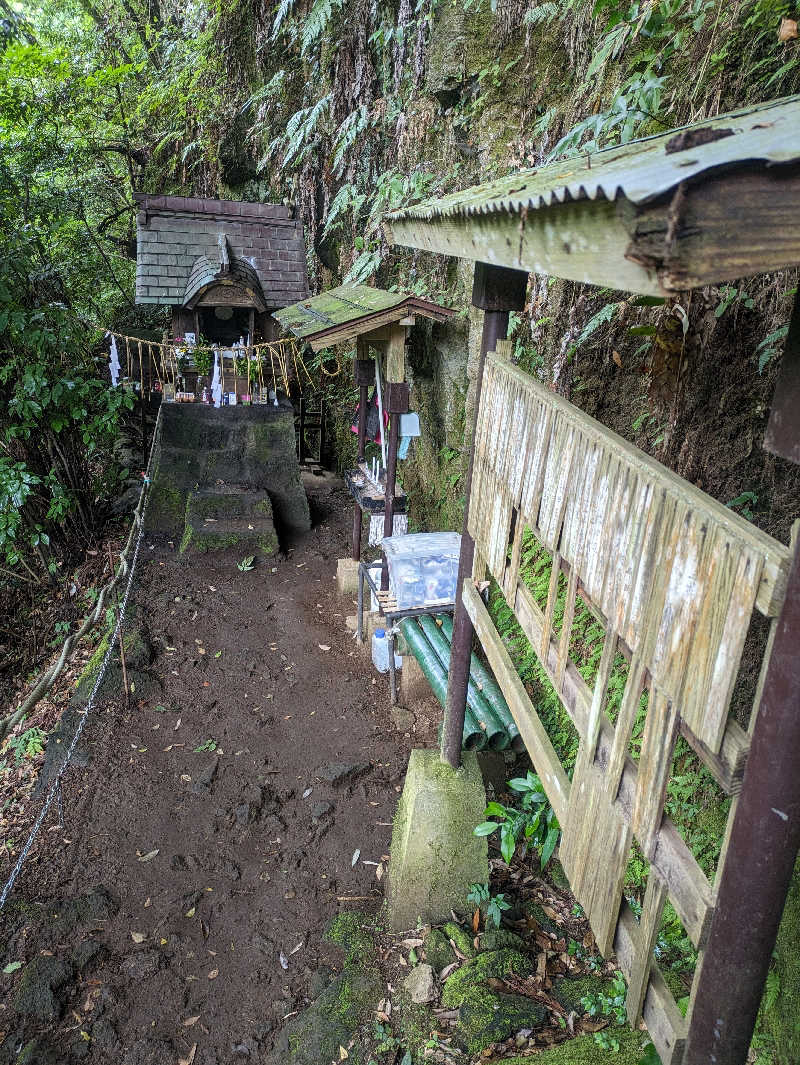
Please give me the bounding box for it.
[441,262,529,769]
[686,290,800,1064]
[352,357,374,561]
[381,382,410,591]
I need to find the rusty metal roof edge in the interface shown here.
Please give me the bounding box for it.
[386,95,800,226]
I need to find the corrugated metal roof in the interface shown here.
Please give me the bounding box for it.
[273,285,407,339]
[387,96,800,224]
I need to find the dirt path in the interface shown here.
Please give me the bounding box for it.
[1,474,428,1065]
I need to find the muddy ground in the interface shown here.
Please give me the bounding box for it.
[0,472,439,1064]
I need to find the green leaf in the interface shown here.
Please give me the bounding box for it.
[474,821,499,836]
[483,801,506,816]
[500,821,515,864]
[541,824,560,867]
[2,960,23,974]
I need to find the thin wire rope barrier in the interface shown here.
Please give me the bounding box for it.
[0,408,163,912]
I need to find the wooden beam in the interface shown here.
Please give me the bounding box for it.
[463,578,571,824]
[385,324,406,383]
[387,165,800,297]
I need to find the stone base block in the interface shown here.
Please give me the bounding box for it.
[336,557,360,596]
[401,654,433,706]
[387,749,488,931]
[345,611,384,644]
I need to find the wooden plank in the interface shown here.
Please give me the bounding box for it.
[560,742,632,957]
[384,323,407,383]
[387,167,800,298]
[386,197,665,296]
[615,902,688,1065]
[540,550,562,661]
[463,579,570,824]
[627,871,668,1027]
[513,582,714,947]
[485,356,790,617]
[556,566,578,693]
[631,687,680,860]
[586,629,618,760]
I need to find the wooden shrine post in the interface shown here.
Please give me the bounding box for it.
[352,343,374,561]
[441,263,529,769]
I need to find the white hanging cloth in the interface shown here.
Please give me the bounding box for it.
[211,348,223,408]
[107,332,120,387]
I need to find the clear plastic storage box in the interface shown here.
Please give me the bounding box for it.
[381,532,462,610]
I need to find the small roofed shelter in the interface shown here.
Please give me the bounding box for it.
[134,194,309,345]
[386,95,800,1065]
[274,284,455,569]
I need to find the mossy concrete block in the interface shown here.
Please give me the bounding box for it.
[336,557,360,596]
[387,749,488,932]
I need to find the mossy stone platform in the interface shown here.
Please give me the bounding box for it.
[147,403,310,539]
[180,486,279,555]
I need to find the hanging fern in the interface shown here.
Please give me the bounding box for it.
[300,0,343,57]
[523,2,561,25]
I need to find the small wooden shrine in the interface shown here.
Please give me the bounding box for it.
[274,284,455,566]
[134,194,309,344]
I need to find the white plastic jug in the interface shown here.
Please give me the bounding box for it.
[371,628,402,674]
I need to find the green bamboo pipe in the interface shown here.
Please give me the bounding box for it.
[398,618,486,750]
[417,614,509,751]
[438,614,525,752]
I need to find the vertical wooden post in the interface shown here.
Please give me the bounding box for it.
[381,326,409,592]
[353,350,374,562]
[441,263,529,769]
[299,395,306,465]
[685,291,800,1065]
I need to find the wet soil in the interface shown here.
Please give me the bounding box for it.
[0,472,435,1064]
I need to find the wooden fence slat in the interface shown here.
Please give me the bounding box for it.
[463,580,570,825]
[632,687,680,860]
[560,742,632,957]
[627,871,669,1027]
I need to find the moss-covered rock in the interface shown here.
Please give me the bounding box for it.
[477,929,527,953]
[551,975,611,1015]
[523,900,562,938]
[12,955,73,1022]
[323,911,377,966]
[455,986,548,1054]
[396,999,437,1058]
[268,966,381,1065]
[441,949,535,1008]
[442,920,476,959]
[424,927,456,972]
[496,1028,648,1064]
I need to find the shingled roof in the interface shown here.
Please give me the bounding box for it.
[134,194,309,308]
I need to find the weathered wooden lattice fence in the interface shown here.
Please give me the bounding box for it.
[462,341,791,1065]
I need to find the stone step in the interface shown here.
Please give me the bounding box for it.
[181,488,278,556]
[187,486,274,524]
